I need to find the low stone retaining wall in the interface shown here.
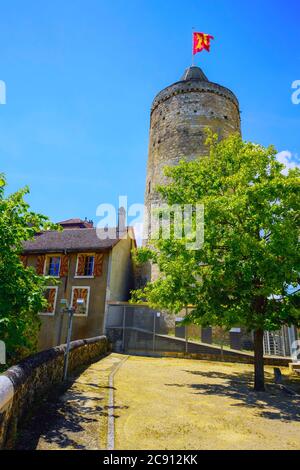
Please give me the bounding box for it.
[129,350,290,367]
[123,330,290,367]
[159,351,290,367]
[0,336,108,449]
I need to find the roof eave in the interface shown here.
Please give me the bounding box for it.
[22,246,115,255]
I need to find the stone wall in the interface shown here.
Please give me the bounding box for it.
[0,336,108,449]
[160,351,290,367]
[144,73,241,243]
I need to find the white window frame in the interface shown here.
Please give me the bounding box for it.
[70,286,90,317]
[74,253,95,279]
[39,286,58,316]
[44,255,61,278]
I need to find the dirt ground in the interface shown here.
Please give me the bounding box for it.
[16,354,300,450]
[114,356,300,450]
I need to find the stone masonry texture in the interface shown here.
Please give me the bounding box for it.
[144,66,241,241]
[0,336,108,449]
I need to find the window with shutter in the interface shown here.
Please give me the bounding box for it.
[40,287,58,316]
[84,256,94,276]
[47,256,61,276]
[76,254,95,277]
[71,287,90,316]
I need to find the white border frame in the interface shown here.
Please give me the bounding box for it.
[70,286,90,317]
[44,255,61,278]
[74,253,95,279]
[39,286,58,316]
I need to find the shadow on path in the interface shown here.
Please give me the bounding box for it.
[166,369,300,423]
[16,359,128,450]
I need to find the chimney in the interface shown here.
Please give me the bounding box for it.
[118,207,127,238]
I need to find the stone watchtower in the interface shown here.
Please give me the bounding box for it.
[144,65,241,241]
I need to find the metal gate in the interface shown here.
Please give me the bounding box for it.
[105,302,177,354]
[263,326,297,357]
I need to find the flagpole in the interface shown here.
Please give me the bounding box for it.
[191,27,195,66]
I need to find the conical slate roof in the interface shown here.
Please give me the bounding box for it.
[181,66,208,82]
[151,65,239,113]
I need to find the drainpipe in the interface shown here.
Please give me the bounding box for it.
[56,249,69,346]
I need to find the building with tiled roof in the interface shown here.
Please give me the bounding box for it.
[22,221,136,350]
[58,218,94,229]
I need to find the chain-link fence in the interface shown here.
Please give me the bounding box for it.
[105,302,296,358]
[105,303,176,354]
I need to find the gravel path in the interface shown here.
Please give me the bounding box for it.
[113,356,300,450]
[16,354,300,450]
[16,354,124,450]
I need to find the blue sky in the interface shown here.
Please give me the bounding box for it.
[0,0,299,226]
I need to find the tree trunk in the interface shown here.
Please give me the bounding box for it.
[253,329,265,392]
[220,341,224,362]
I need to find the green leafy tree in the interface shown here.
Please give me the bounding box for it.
[0,175,58,367]
[134,133,300,391]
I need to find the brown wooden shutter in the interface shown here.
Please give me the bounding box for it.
[36,255,45,275]
[94,253,104,277]
[72,288,79,310]
[76,255,85,276]
[80,288,88,303]
[46,288,56,313]
[20,255,27,268]
[60,255,69,277]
